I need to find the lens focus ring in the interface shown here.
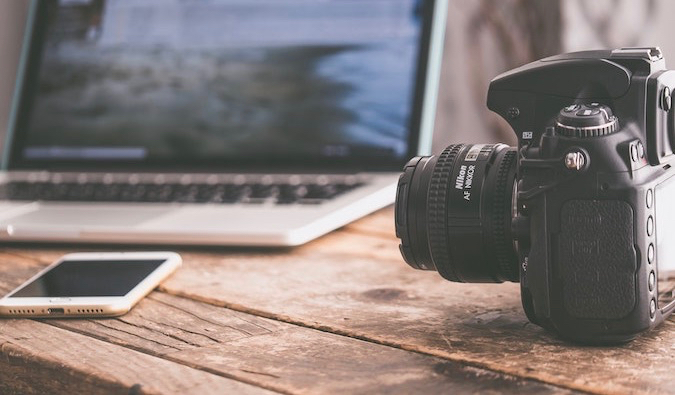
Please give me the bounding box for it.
[491,149,519,282]
[427,144,464,281]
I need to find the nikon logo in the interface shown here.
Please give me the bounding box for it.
[455,165,467,189]
[455,164,476,201]
[455,164,476,190]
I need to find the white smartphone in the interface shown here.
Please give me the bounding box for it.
[0,251,181,318]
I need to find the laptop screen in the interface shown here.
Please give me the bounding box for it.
[8,0,436,172]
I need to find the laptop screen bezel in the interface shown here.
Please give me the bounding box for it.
[6,0,440,173]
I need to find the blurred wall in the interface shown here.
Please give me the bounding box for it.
[564,0,672,55]
[433,0,675,153]
[433,0,561,151]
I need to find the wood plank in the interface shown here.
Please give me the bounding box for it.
[0,252,578,395]
[0,319,276,395]
[158,218,674,395]
[7,209,674,394]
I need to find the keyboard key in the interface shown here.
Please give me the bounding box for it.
[0,180,364,205]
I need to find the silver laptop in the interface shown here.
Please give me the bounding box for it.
[0,0,447,246]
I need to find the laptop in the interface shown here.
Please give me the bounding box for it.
[0,0,447,246]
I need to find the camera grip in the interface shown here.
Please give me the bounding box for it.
[558,200,637,319]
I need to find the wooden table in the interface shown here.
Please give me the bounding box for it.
[0,207,673,395]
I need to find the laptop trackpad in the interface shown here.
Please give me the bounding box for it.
[2,204,172,228]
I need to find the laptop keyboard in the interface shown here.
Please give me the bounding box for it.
[0,180,364,205]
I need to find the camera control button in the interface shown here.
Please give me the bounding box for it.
[662,87,672,111]
[630,145,640,162]
[556,103,618,137]
[649,271,656,292]
[650,298,657,319]
[646,189,654,208]
[647,216,654,236]
[576,109,601,117]
[637,142,645,159]
[648,243,655,264]
[564,151,587,171]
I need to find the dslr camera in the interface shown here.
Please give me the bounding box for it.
[395,47,675,344]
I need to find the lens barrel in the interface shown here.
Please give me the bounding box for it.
[395,144,519,283]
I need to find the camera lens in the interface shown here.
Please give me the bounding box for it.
[395,144,519,283]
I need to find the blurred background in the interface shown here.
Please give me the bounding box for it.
[1,0,673,156]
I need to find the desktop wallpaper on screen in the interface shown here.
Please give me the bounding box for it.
[19,0,425,165]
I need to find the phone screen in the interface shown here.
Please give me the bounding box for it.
[9,259,166,297]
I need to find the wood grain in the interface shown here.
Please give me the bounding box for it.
[0,252,577,395]
[5,208,673,394]
[158,209,675,395]
[0,319,275,395]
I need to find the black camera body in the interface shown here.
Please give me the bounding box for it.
[395,47,675,344]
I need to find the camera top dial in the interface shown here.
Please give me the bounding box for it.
[555,103,618,138]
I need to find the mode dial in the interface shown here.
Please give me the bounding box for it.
[555,103,618,138]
